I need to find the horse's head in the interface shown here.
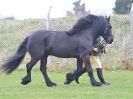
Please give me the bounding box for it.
[102,16,113,44]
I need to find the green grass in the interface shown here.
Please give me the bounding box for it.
[0,70,133,99]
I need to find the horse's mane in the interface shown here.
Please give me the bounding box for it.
[66,14,104,35]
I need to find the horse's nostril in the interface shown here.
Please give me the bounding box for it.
[110,38,113,44]
[106,37,113,44]
[109,40,113,44]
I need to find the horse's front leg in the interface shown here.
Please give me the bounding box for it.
[82,55,101,86]
[74,58,84,83]
[76,58,83,70]
[64,58,83,84]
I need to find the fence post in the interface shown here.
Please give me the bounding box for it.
[46,6,52,29]
[130,3,133,58]
[46,6,52,65]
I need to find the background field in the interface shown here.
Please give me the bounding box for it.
[0,70,133,99]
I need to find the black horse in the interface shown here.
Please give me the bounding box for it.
[1,14,113,87]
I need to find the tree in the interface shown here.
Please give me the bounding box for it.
[73,0,87,16]
[113,0,133,14]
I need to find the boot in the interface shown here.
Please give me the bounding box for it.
[96,68,110,85]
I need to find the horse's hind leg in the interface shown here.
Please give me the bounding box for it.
[40,56,56,87]
[21,57,40,85]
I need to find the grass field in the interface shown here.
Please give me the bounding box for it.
[0,70,133,99]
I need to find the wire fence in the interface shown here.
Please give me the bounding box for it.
[0,14,132,70]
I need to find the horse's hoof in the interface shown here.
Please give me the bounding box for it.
[47,82,57,87]
[64,73,74,85]
[21,77,31,85]
[64,77,72,85]
[21,79,31,85]
[75,80,80,84]
[75,77,80,84]
[101,82,110,86]
[64,79,69,85]
[91,82,101,87]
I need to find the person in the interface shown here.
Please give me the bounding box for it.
[65,36,110,85]
[90,37,110,85]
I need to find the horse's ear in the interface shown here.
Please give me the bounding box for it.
[107,16,110,22]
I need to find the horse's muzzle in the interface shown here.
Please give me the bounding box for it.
[107,39,113,44]
[106,37,113,44]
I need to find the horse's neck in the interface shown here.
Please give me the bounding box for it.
[92,22,103,40]
[86,28,99,41]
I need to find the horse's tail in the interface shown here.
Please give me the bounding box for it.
[1,36,29,74]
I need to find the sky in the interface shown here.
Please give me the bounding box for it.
[0,0,116,19]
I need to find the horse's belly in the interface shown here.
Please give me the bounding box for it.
[49,49,79,58]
